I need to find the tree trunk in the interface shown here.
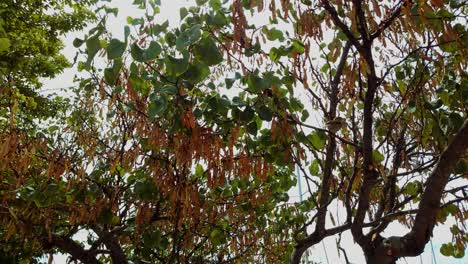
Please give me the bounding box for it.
[290,245,308,264]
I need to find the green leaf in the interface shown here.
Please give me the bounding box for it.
[301,109,309,122]
[321,63,330,73]
[86,35,101,65]
[209,0,222,10]
[196,0,208,5]
[0,38,10,54]
[104,59,123,84]
[194,164,204,178]
[440,243,453,256]
[72,38,84,48]
[143,229,162,248]
[131,41,161,62]
[182,63,210,83]
[257,105,273,121]
[208,12,229,26]
[124,26,130,42]
[395,69,405,80]
[307,131,326,150]
[145,41,162,60]
[129,73,148,94]
[263,27,285,41]
[404,182,419,196]
[289,97,304,112]
[176,24,201,50]
[445,204,458,216]
[269,47,281,62]
[134,180,146,196]
[329,212,336,226]
[160,85,178,95]
[148,95,168,119]
[440,41,457,53]
[127,16,144,26]
[180,7,188,20]
[134,179,158,201]
[98,209,120,225]
[247,74,269,93]
[165,32,176,46]
[292,39,305,53]
[372,150,385,163]
[130,43,144,62]
[210,227,224,246]
[240,106,255,122]
[407,101,417,113]
[309,160,320,176]
[337,30,348,41]
[449,112,464,132]
[426,99,443,110]
[453,245,465,258]
[225,78,235,89]
[107,39,126,60]
[153,20,169,35]
[103,6,119,16]
[194,37,223,66]
[165,53,189,76]
[247,121,258,135]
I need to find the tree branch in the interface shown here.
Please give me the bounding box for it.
[319,0,364,52]
[351,38,379,250]
[405,121,468,254]
[42,235,100,264]
[371,0,407,40]
[92,225,128,264]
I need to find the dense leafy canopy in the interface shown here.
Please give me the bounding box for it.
[0,0,467,264]
[0,0,95,262]
[2,1,296,263]
[0,0,94,127]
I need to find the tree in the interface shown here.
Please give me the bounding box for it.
[1,0,467,264]
[210,0,467,263]
[0,0,95,127]
[1,1,297,263]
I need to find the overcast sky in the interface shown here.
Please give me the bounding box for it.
[42,1,465,263]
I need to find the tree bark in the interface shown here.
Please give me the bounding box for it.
[92,226,128,264]
[290,231,324,264]
[42,235,100,264]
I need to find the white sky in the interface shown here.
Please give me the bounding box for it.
[42,1,465,263]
